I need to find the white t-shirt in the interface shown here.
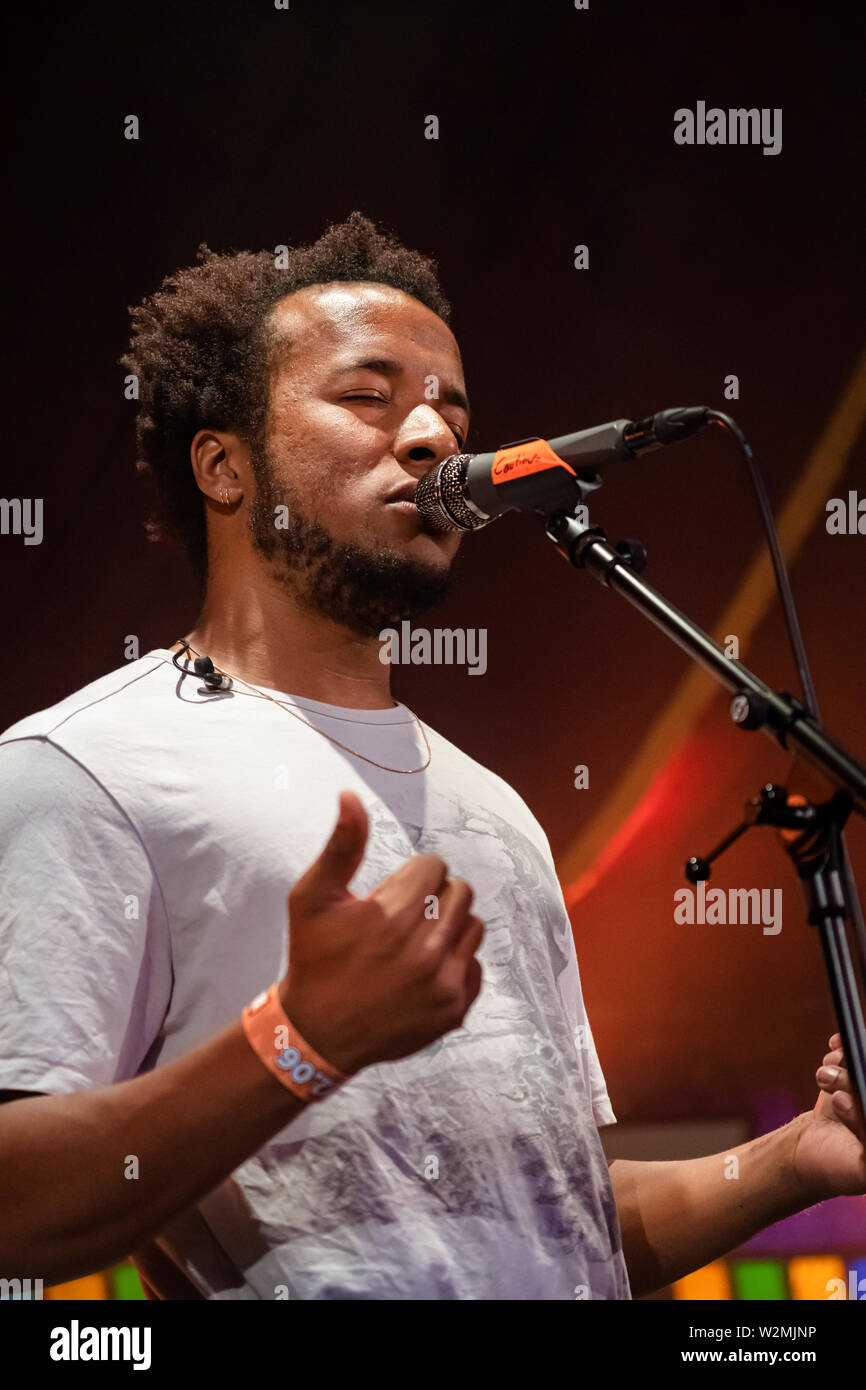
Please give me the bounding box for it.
[0,649,630,1300]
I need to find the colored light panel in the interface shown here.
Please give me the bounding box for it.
[673,1259,731,1300]
[787,1255,846,1300]
[111,1262,146,1300]
[845,1256,866,1301]
[45,1273,108,1300]
[732,1259,787,1300]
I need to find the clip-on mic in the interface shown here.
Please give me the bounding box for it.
[171,642,233,693]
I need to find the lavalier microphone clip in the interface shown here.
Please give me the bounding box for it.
[171,642,233,692]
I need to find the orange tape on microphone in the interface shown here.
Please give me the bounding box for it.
[490,437,576,485]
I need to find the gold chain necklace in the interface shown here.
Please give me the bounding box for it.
[170,639,432,775]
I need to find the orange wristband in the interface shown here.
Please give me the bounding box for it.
[242,982,350,1103]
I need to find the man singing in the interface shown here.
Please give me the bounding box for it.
[0,213,861,1300]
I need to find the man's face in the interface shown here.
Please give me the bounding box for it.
[245,281,469,636]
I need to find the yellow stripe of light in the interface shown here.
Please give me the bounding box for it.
[557,348,866,891]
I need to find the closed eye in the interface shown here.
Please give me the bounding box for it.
[343,395,465,450]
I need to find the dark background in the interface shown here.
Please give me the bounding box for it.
[4,0,865,1132]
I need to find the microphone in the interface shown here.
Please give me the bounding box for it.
[415,405,710,532]
[171,644,233,691]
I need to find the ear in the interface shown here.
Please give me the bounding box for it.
[190,429,248,503]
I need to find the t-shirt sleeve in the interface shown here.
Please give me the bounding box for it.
[0,736,172,1095]
[576,1012,617,1128]
[552,939,617,1127]
[527,813,617,1127]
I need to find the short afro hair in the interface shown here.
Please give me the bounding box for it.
[120,211,452,591]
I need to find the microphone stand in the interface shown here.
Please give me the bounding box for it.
[544,504,866,1130]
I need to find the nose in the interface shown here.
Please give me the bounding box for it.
[393,405,460,480]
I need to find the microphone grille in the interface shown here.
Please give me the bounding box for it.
[415,455,485,532]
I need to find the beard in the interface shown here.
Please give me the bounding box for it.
[245,440,452,637]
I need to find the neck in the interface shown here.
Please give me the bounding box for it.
[174,570,396,710]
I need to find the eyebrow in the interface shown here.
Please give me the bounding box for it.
[329,357,471,420]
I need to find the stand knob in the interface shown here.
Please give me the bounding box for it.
[685,856,711,882]
[614,538,647,573]
[730,689,769,730]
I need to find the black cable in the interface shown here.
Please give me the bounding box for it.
[706,409,866,969]
[170,640,230,690]
[171,641,192,675]
[706,410,820,717]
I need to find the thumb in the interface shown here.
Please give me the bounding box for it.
[291,791,369,912]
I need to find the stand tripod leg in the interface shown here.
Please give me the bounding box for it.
[810,862,866,1130]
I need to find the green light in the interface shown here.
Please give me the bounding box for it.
[111,1263,146,1301]
[732,1259,788,1300]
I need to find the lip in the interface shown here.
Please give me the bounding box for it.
[385,484,419,505]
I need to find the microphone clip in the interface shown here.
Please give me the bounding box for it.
[193,656,233,692]
[171,643,233,693]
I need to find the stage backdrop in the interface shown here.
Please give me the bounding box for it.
[3,0,864,1294]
